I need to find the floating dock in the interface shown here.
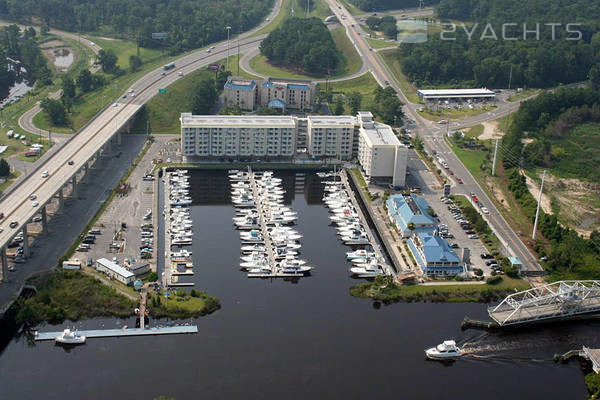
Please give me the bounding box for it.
[34,325,198,341]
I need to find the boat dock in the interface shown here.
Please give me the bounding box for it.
[340,171,394,276]
[247,168,279,276]
[34,325,198,341]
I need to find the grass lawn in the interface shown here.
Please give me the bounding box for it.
[0,171,21,193]
[229,54,262,80]
[327,72,378,113]
[249,54,315,80]
[351,276,529,303]
[338,0,363,15]
[446,136,489,180]
[250,0,330,38]
[149,289,220,318]
[465,124,484,138]
[367,37,398,49]
[377,49,420,103]
[330,26,363,77]
[86,36,164,70]
[130,67,216,134]
[418,105,498,122]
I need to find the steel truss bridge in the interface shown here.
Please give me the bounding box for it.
[488,281,600,326]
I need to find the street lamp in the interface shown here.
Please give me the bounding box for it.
[226,26,232,70]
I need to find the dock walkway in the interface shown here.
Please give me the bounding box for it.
[248,169,279,275]
[340,171,394,276]
[35,325,198,341]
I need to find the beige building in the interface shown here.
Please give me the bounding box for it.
[356,112,407,188]
[223,76,316,111]
[305,115,355,160]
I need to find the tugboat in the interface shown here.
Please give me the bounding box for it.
[425,340,462,360]
[55,329,86,345]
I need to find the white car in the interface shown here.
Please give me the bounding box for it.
[178,71,183,76]
[206,49,211,53]
[481,207,489,214]
[41,171,49,178]
[113,103,119,107]
[31,201,39,207]
[128,89,134,93]
[130,93,136,97]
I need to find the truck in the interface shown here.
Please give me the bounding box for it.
[163,63,175,71]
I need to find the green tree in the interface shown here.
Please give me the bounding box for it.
[129,55,142,73]
[590,64,600,89]
[62,77,76,99]
[76,70,93,93]
[192,79,217,114]
[333,96,345,115]
[347,91,362,115]
[41,98,68,126]
[0,158,10,177]
[97,49,118,74]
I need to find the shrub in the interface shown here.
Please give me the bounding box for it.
[504,266,519,278]
[486,276,503,285]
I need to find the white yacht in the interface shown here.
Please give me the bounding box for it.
[342,235,370,245]
[425,340,462,360]
[241,244,266,253]
[55,329,86,344]
[350,258,384,278]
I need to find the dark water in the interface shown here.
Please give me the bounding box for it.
[0,170,594,400]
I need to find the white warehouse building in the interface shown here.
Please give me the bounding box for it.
[181,114,297,159]
[357,112,407,188]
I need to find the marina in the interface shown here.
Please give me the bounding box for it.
[229,169,312,278]
[164,170,195,287]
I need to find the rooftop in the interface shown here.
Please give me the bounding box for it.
[387,194,435,232]
[224,77,256,91]
[180,113,296,127]
[417,88,495,97]
[307,115,356,126]
[360,120,401,147]
[96,258,135,279]
[416,232,461,263]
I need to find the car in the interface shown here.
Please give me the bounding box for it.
[41,171,49,178]
[0,227,2,233]
[466,230,476,234]
[68,160,74,165]
[468,234,479,239]
[210,46,215,49]
[449,243,459,249]
[0,212,3,219]
[437,120,447,124]
[122,94,127,99]
[480,253,492,259]
[29,194,36,200]
[31,201,39,207]
[445,234,455,239]
[481,207,489,214]
[206,49,211,53]
[448,170,454,175]
[130,93,136,97]
[457,178,463,184]
[485,260,497,266]
[32,216,42,223]
[178,71,183,76]
[161,71,166,76]
[7,266,15,272]
[128,89,134,93]
[9,221,18,228]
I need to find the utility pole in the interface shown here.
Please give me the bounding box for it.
[226,26,232,71]
[146,119,150,137]
[492,139,499,176]
[237,37,240,76]
[508,65,513,90]
[532,169,546,240]
[306,0,310,16]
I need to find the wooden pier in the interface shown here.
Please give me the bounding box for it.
[35,325,198,341]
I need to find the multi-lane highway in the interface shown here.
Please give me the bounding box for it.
[0,0,283,255]
[325,0,542,272]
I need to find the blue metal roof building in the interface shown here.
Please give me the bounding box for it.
[386,194,435,237]
[224,80,256,91]
[408,232,463,277]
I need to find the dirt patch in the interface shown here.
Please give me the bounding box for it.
[42,46,76,73]
[524,173,552,214]
[484,176,511,211]
[478,121,504,140]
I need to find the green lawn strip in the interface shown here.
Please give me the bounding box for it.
[377,49,419,103]
[327,72,378,113]
[417,105,498,122]
[330,26,363,77]
[0,171,21,193]
[465,124,483,138]
[85,36,164,69]
[452,194,504,256]
[350,276,529,303]
[445,137,489,180]
[15,270,137,326]
[229,54,262,80]
[367,37,397,49]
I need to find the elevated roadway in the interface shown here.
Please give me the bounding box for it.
[0,0,283,280]
[325,0,542,273]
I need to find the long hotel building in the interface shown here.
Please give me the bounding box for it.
[181,112,407,186]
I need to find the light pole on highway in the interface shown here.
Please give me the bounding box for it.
[226,26,232,71]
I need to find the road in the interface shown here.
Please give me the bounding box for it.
[0,0,282,252]
[326,0,542,273]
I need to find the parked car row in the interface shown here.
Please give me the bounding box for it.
[443,197,479,240]
[140,223,153,259]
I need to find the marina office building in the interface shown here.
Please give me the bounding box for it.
[181,112,407,186]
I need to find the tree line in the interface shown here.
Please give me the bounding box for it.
[0,0,272,53]
[365,16,397,38]
[398,0,600,88]
[349,0,439,11]
[1,24,52,88]
[260,17,339,75]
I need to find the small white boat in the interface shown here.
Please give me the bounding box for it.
[342,235,370,245]
[425,340,462,360]
[241,244,266,253]
[55,329,86,344]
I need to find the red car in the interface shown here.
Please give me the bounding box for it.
[0,212,4,219]
[448,170,454,175]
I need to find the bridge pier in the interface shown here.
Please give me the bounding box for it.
[116,131,122,145]
[1,247,7,282]
[22,225,29,259]
[57,187,64,211]
[41,206,48,234]
[105,139,112,155]
[71,176,78,199]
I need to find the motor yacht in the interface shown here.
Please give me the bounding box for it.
[425,340,462,360]
[342,235,370,245]
[55,329,86,344]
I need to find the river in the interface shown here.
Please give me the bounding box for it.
[0,170,594,399]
